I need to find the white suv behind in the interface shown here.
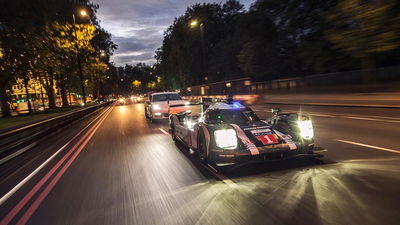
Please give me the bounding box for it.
[145,92,186,121]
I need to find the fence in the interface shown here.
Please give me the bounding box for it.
[181,66,400,96]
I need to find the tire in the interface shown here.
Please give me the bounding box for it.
[197,131,208,163]
[170,123,177,141]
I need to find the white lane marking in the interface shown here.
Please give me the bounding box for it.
[336,139,400,154]
[253,109,400,123]
[0,143,69,206]
[341,116,400,123]
[159,128,169,135]
[205,165,238,188]
[0,142,37,166]
[0,105,113,206]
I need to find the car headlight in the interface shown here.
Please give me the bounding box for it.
[214,129,237,149]
[297,120,314,140]
[184,118,196,131]
[153,104,160,110]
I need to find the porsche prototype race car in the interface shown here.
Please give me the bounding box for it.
[169,99,321,167]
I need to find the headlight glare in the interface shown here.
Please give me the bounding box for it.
[297,120,314,140]
[153,104,160,110]
[214,129,237,149]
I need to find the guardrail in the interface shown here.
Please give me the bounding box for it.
[0,102,112,165]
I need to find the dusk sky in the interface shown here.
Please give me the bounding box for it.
[92,0,253,66]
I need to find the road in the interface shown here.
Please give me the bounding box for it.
[0,103,399,225]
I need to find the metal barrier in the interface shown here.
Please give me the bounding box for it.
[0,102,112,165]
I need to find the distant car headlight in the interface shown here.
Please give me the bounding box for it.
[297,120,314,140]
[153,104,160,110]
[214,129,237,149]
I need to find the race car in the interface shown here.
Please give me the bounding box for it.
[169,99,321,167]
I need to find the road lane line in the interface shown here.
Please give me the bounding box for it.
[159,128,169,135]
[0,106,111,207]
[0,105,113,225]
[253,108,400,123]
[341,116,400,123]
[0,142,38,166]
[16,109,110,225]
[336,139,400,154]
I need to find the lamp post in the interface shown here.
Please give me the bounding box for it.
[190,19,207,84]
[72,9,88,105]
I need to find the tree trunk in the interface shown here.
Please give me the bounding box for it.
[60,79,69,107]
[0,86,11,117]
[44,75,56,109]
[23,76,33,114]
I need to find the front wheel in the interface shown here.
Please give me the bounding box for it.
[197,131,208,163]
[170,123,177,141]
[145,107,150,119]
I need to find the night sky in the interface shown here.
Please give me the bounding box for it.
[92,0,253,66]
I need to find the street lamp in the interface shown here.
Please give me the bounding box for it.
[79,10,87,16]
[189,19,207,84]
[190,20,198,27]
[72,9,88,105]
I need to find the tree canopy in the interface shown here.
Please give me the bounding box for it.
[155,0,400,90]
[0,0,117,116]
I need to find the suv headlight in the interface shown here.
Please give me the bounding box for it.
[214,129,237,149]
[153,104,160,110]
[297,120,314,140]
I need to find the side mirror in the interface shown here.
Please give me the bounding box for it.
[145,100,150,105]
[272,108,281,116]
[270,108,281,125]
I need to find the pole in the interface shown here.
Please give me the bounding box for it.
[199,23,206,84]
[72,14,87,105]
[39,78,46,112]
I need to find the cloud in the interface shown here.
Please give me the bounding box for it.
[92,0,253,66]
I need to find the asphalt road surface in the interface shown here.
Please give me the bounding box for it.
[0,103,399,225]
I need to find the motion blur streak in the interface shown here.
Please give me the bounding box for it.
[15,106,113,225]
[336,139,400,154]
[0,103,399,225]
[0,106,113,225]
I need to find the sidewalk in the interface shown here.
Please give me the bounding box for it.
[260,92,400,108]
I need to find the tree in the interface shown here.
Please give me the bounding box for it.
[0,0,117,116]
[327,0,400,82]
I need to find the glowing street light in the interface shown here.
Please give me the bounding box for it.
[72,9,89,105]
[189,19,207,84]
[79,10,88,17]
[190,20,199,27]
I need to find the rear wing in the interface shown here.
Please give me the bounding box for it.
[168,97,216,115]
[168,97,247,115]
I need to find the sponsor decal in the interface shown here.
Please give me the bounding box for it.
[273,129,297,150]
[231,124,259,155]
[250,129,271,134]
[243,126,270,131]
[250,129,279,145]
[257,134,279,145]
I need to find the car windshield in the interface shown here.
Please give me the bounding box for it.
[217,109,260,124]
[152,94,182,102]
